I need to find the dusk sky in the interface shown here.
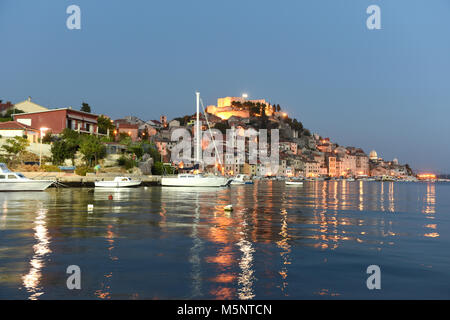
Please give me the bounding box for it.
[1,0,449,173]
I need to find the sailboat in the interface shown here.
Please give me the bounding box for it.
[161,92,231,187]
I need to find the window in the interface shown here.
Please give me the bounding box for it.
[7,175,17,179]
[0,175,5,179]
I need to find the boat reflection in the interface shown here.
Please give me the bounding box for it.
[423,183,438,238]
[189,192,203,298]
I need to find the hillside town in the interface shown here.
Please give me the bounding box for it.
[0,95,417,180]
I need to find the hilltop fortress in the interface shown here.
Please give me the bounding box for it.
[206,96,274,120]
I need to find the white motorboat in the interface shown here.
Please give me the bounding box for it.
[161,174,230,187]
[95,176,141,188]
[230,174,253,185]
[285,180,303,186]
[0,163,54,191]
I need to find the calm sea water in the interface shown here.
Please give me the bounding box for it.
[1,181,449,300]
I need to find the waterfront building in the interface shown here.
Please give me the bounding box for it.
[305,160,320,177]
[242,163,257,176]
[116,123,139,141]
[13,108,101,135]
[0,120,40,143]
[327,156,337,177]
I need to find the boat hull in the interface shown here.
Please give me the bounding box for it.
[285,181,303,186]
[161,176,230,187]
[94,181,141,188]
[0,180,54,191]
[230,181,254,185]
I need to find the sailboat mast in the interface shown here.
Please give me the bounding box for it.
[196,92,201,163]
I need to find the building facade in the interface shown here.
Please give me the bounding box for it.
[13,108,100,135]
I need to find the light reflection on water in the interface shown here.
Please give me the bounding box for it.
[0,181,449,299]
[22,208,51,300]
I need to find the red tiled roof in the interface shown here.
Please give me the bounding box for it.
[0,121,38,131]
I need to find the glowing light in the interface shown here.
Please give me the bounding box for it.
[418,173,437,180]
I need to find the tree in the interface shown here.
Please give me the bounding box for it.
[118,132,132,145]
[1,136,30,165]
[79,135,105,166]
[261,104,269,128]
[97,115,115,135]
[0,108,25,122]
[42,132,53,144]
[152,161,174,175]
[51,140,69,165]
[80,102,91,113]
[250,105,260,117]
[128,143,144,159]
[62,129,81,165]
[50,130,81,165]
[291,118,303,132]
[145,143,161,163]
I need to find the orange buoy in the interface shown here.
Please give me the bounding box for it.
[108,195,113,200]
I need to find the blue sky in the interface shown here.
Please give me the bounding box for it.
[1,0,449,173]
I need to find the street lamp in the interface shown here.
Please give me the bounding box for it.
[39,127,49,167]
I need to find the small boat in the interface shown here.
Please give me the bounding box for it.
[0,163,54,191]
[95,176,141,188]
[285,180,303,186]
[161,174,230,187]
[230,174,253,185]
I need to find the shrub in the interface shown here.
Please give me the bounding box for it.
[42,165,61,172]
[75,166,94,176]
[42,132,53,144]
[117,156,136,170]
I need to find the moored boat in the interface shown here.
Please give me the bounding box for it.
[161,92,230,188]
[230,174,253,185]
[95,176,141,188]
[161,174,230,187]
[285,180,303,186]
[0,163,54,191]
